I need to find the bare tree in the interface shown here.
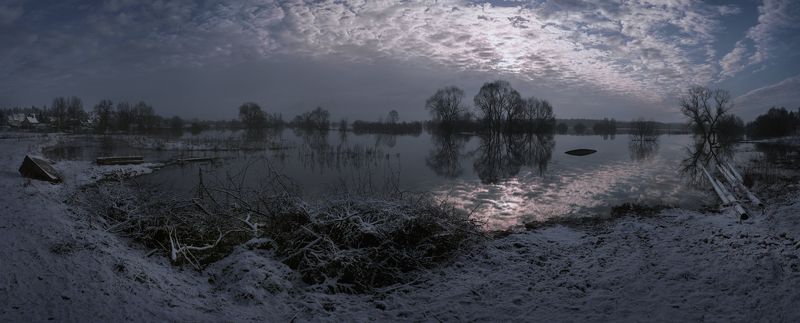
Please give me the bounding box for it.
[679,86,733,143]
[387,110,399,124]
[425,86,465,125]
[239,102,266,130]
[293,106,330,130]
[66,96,85,128]
[630,118,658,141]
[51,97,67,129]
[474,80,523,131]
[93,100,114,133]
[133,101,156,132]
[116,101,132,131]
[524,97,556,133]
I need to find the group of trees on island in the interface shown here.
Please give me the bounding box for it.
[425,80,556,133]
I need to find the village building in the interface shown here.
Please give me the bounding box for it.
[7,113,40,128]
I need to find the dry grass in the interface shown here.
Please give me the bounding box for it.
[79,166,482,293]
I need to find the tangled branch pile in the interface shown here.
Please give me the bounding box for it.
[81,173,482,292]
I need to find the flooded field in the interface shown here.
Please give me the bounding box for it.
[44,130,733,230]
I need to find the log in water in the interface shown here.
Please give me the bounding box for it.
[96,156,144,165]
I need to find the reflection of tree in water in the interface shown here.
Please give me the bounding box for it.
[680,135,736,186]
[295,128,330,151]
[520,134,555,175]
[375,134,397,148]
[472,133,554,184]
[295,129,388,173]
[426,133,469,178]
[242,127,283,142]
[628,140,659,161]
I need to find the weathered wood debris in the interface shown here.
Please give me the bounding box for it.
[702,161,762,220]
[96,156,144,165]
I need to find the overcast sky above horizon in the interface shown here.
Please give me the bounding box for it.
[1,0,799,122]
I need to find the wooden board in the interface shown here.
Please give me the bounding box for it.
[96,156,144,165]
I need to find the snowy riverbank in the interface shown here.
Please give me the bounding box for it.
[1,134,799,322]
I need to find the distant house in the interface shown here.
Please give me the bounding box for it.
[8,113,40,128]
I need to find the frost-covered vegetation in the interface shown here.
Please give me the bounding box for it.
[80,167,481,293]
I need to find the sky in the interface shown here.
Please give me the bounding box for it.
[1,0,799,122]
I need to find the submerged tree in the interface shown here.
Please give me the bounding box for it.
[630,118,658,141]
[425,86,466,127]
[239,102,267,130]
[679,86,733,143]
[593,118,617,136]
[523,97,556,133]
[474,80,523,131]
[387,110,399,124]
[293,106,330,131]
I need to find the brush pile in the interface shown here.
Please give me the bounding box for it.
[80,172,482,292]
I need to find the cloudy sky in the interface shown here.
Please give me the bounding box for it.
[1,0,799,121]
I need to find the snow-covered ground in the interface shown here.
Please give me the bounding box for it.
[1,133,799,322]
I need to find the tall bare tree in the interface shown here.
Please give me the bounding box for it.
[425,86,465,125]
[116,101,132,131]
[387,110,399,124]
[51,97,67,129]
[524,97,555,133]
[474,80,523,131]
[93,100,113,133]
[66,96,85,128]
[680,86,733,143]
[239,102,266,130]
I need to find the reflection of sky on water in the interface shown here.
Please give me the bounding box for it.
[431,136,711,231]
[44,131,715,231]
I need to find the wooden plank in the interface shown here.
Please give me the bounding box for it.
[96,156,144,165]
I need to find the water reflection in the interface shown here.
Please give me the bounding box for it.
[426,132,469,178]
[472,133,554,184]
[44,130,717,231]
[295,129,390,173]
[628,140,659,161]
[680,136,736,185]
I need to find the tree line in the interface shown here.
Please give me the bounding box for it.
[425,80,556,133]
[0,97,193,133]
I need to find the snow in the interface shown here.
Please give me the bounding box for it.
[1,133,799,321]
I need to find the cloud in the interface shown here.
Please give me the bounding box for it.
[0,2,23,25]
[734,74,800,120]
[0,0,791,120]
[719,0,800,79]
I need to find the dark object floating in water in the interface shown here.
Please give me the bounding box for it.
[96,156,144,165]
[565,149,597,156]
[19,155,61,183]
